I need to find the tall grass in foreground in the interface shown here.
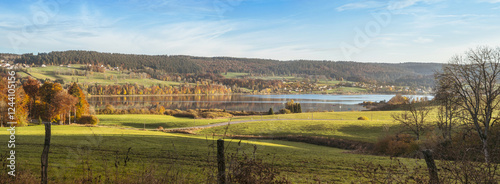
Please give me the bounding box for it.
[0,126,292,183]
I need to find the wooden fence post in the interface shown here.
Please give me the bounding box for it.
[217,139,226,184]
[422,149,440,184]
[41,122,51,184]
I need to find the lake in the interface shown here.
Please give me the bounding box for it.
[88,94,433,112]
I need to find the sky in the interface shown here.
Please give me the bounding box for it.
[1,0,500,63]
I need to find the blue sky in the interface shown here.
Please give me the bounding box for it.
[1,0,500,63]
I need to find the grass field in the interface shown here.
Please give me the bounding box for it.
[196,111,402,143]
[0,125,422,183]
[22,65,183,87]
[97,114,232,129]
[195,111,441,143]
[95,111,439,143]
[196,120,399,142]
[96,111,408,143]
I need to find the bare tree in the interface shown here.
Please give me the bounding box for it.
[392,99,431,140]
[442,46,500,163]
[434,72,461,141]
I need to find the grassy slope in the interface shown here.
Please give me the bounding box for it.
[24,65,182,87]
[196,120,397,142]
[197,111,439,143]
[0,125,419,183]
[96,111,415,143]
[197,111,401,143]
[97,114,231,129]
[222,72,365,93]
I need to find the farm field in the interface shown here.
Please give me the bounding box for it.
[0,124,423,183]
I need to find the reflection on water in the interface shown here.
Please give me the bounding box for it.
[88,94,433,112]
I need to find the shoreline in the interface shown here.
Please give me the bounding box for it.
[88,92,432,97]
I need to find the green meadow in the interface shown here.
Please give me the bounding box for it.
[97,114,231,129]
[0,124,422,183]
[196,120,399,143]
[96,111,410,143]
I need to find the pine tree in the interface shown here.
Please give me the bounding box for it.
[297,103,302,113]
[268,108,274,115]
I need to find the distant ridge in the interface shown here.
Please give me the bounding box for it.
[12,50,441,86]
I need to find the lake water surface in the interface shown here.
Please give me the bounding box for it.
[89,94,433,112]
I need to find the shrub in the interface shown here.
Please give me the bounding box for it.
[77,115,99,125]
[388,94,408,105]
[172,111,199,118]
[358,116,369,120]
[155,105,165,115]
[140,108,149,114]
[227,146,291,184]
[279,108,291,114]
[374,134,419,157]
[164,109,176,116]
[285,100,302,113]
[199,112,233,119]
[268,108,274,115]
[128,108,137,114]
[102,104,115,114]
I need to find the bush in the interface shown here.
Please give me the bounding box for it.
[172,111,198,118]
[268,108,274,115]
[77,115,99,125]
[279,108,291,114]
[374,134,419,157]
[199,112,233,119]
[388,94,408,105]
[102,104,115,114]
[358,116,369,120]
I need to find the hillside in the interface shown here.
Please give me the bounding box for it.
[12,50,442,86]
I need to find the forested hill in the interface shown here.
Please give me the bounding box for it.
[14,50,442,86]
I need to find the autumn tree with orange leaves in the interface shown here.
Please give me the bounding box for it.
[68,82,89,119]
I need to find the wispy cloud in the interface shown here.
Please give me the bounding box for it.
[387,0,422,10]
[387,0,444,11]
[413,37,434,43]
[477,0,500,3]
[1,0,499,62]
[336,1,384,12]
